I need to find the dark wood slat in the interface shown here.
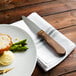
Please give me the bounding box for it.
[62,72,76,76]
[0,0,52,11]
[59,25,76,42]
[32,26,76,76]
[0,0,76,11]
[44,10,76,29]
[59,0,76,2]
[0,10,76,30]
[0,1,72,24]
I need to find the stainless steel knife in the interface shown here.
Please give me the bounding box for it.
[22,16,66,56]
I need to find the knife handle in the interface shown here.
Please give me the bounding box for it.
[38,30,66,56]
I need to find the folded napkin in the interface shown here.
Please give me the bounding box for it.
[11,12,76,71]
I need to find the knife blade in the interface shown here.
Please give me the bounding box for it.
[22,16,66,56]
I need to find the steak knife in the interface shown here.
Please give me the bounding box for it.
[22,16,66,56]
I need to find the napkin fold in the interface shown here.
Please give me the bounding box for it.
[11,12,76,71]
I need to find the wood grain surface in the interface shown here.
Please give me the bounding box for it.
[0,0,76,76]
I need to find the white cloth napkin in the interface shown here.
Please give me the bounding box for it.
[11,12,76,71]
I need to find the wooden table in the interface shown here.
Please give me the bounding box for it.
[0,0,76,76]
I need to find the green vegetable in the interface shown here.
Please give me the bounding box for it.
[10,39,28,52]
[12,39,27,46]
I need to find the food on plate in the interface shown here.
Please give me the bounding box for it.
[0,33,12,54]
[0,68,14,74]
[0,33,28,74]
[0,51,14,66]
[10,39,28,52]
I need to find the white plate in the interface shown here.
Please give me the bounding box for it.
[0,24,37,76]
